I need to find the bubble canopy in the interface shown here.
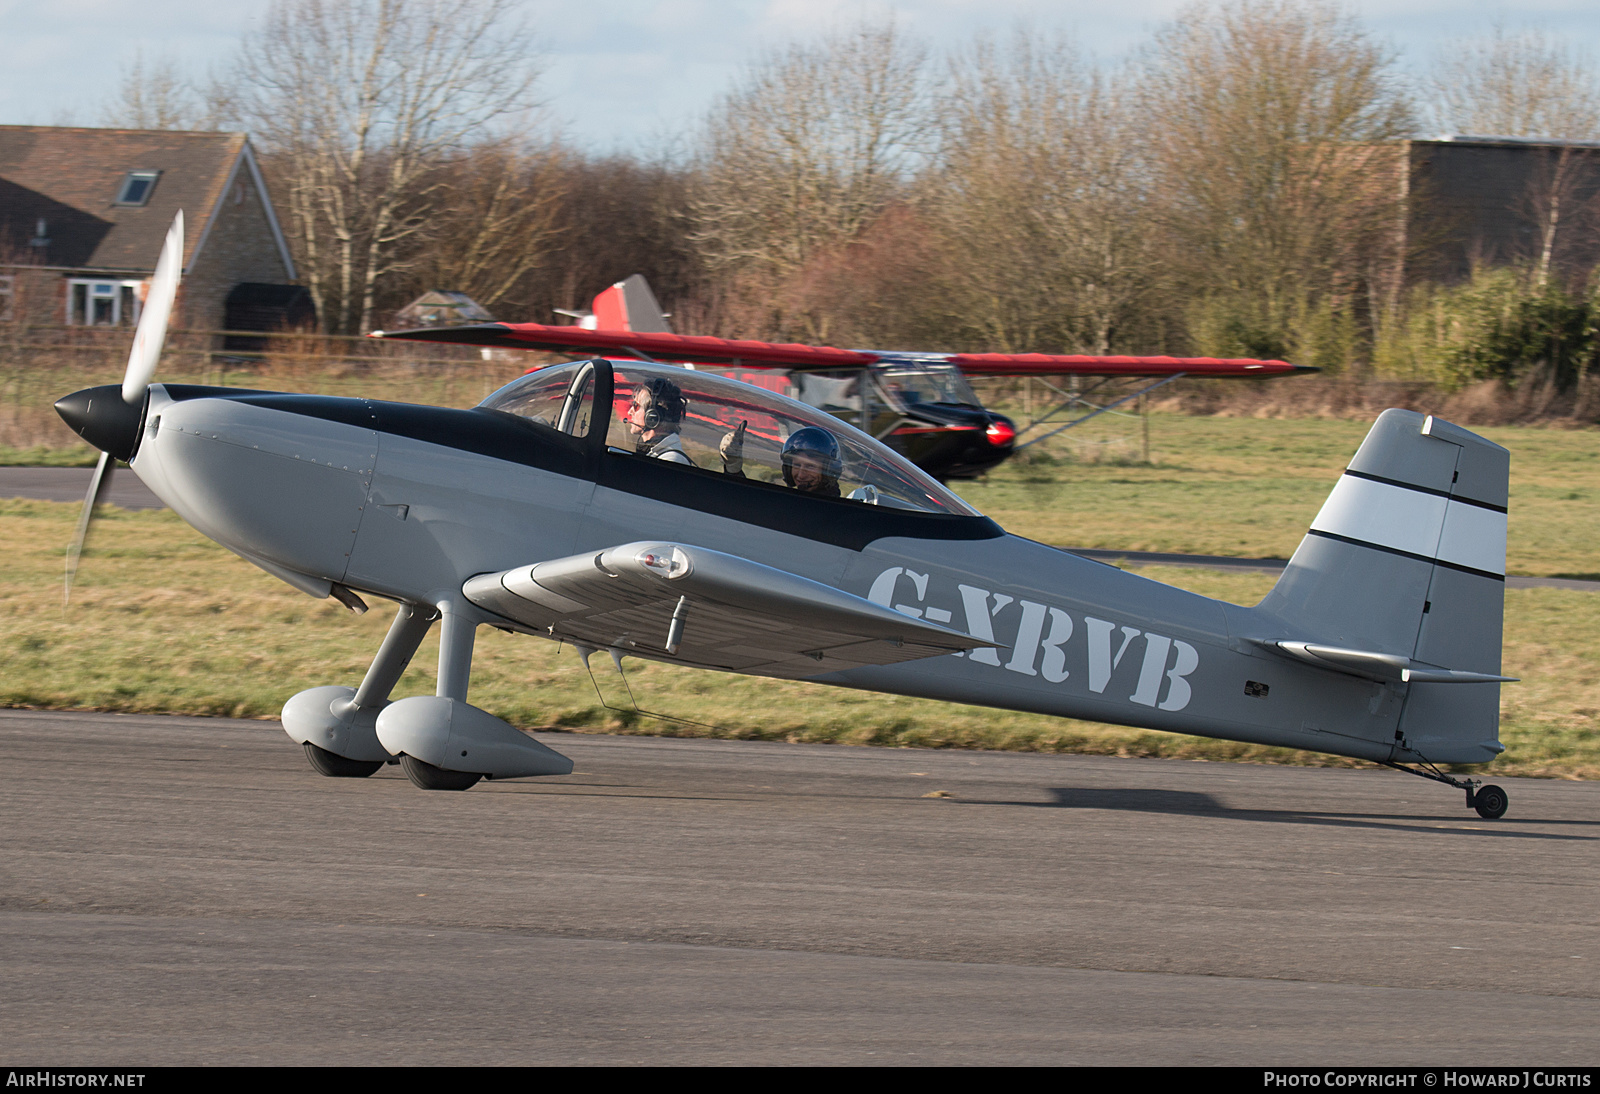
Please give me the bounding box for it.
[479,359,982,518]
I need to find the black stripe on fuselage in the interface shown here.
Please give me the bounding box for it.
[160,386,1003,551]
[1342,468,1508,513]
[163,384,591,477]
[1305,528,1505,581]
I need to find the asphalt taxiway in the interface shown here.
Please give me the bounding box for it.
[1,709,1595,1065]
[0,466,165,510]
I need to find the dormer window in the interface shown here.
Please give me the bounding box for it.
[115,170,160,206]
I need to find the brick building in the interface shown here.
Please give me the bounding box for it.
[0,125,306,333]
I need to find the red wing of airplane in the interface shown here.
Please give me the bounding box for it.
[380,321,878,370]
[947,352,1312,378]
[377,320,1311,378]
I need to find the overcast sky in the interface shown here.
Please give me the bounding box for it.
[3,0,1597,153]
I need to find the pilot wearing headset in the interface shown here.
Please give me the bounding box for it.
[626,378,692,465]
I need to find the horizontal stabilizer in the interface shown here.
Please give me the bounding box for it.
[464,542,994,677]
[1249,638,1517,685]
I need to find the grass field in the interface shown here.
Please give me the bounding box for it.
[956,414,1600,578]
[3,489,1596,779]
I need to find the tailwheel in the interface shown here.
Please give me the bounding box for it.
[401,754,483,791]
[303,742,383,778]
[1472,784,1509,820]
[1380,759,1510,820]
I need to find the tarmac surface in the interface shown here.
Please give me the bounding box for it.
[5,467,1595,591]
[2,709,1596,1065]
[0,465,166,510]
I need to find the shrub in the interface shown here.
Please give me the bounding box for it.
[1376,268,1598,391]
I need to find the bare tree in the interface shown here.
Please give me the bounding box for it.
[397,141,569,317]
[100,50,203,130]
[224,0,544,334]
[1138,0,1414,362]
[1430,28,1600,140]
[1517,146,1600,288]
[533,155,701,322]
[928,34,1157,354]
[691,20,931,296]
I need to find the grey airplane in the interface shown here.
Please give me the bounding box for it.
[56,216,1517,817]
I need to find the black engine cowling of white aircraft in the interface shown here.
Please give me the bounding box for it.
[56,385,147,464]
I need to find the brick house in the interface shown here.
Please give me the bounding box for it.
[0,125,307,334]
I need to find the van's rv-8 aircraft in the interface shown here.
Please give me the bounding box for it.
[470,273,1316,482]
[56,216,1517,817]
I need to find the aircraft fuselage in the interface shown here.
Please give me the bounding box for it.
[112,381,1479,767]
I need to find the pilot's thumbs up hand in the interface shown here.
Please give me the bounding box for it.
[721,420,747,474]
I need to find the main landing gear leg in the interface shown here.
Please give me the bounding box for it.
[1380,760,1509,820]
[397,600,483,791]
[375,598,573,790]
[282,601,435,777]
[346,601,436,713]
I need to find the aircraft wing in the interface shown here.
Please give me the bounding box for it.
[463,541,992,678]
[947,353,1314,377]
[375,326,1312,378]
[373,322,875,369]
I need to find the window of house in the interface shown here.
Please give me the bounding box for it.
[67,279,143,326]
[114,170,161,206]
[0,276,13,322]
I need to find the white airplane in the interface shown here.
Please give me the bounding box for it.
[56,215,1516,817]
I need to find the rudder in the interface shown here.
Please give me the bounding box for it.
[1255,409,1509,763]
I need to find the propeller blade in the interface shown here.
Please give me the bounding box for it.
[122,210,184,406]
[65,450,116,608]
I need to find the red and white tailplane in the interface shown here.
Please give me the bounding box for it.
[554,274,672,333]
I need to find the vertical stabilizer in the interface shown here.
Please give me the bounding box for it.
[590,274,671,334]
[1255,410,1509,762]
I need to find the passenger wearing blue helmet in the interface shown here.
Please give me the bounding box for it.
[781,426,842,498]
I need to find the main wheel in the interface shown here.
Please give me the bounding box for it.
[303,742,383,778]
[400,754,483,791]
[1473,784,1509,820]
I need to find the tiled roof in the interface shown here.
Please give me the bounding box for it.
[0,125,246,272]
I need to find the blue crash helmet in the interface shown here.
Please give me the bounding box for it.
[780,426,843,487]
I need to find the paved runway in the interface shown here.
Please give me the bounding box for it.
[5,467,1594,591]
[0,465,164,510]
[2,709,1595,1065]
